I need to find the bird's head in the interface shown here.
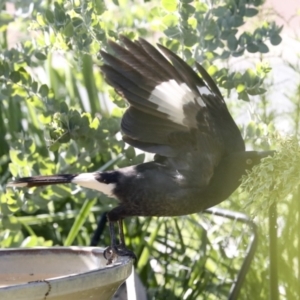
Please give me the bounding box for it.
[201,150,275,209]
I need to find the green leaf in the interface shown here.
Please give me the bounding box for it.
[247,87,266,95]
[245,8,258,17]
[270,34,282,46]
[232,48,245,57]
[204,20,218,41]
[60,101,69,114]
[188,17,197,29]
[31,81,38,93]
[257,42,269,53]
[64,199,97,246]
[247,42,258,53]
[161,0,178,12]
[54,3,67,25]
[238,90,250,101]
[45,9,54,24]
[181,4,195,19]
[0,12,14,31]
[72,17,83,28]
[220,51,230,59]
[69,110,81,131]
[24,139,36,154]
[0,61,9,77]
[221,29,238,40]
[195,2,207,14]
[164,26,181,39]
[184,32,198,47]
[162,14,179,27]
[39,84,49,97]
[125,146,135,159]
[207,65,218,76]
[233,71,243,81]
[2,216,21,231]
[256,62,272,76]
[18,67,31,83]
[94,0,106,15]
[212,6,227,17]
[242,69,257,86]
[1,85,12,96]
[63,21,74,37]
[233,15,244,27]
[9,71,21,83]
[132,153,145,165]
[0,63,4,76]
[227,34,238,51]
[35,52,47,60]
[236,84,246,93]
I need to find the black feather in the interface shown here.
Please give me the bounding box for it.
[195,62,223,98]
[8,174,77,187]
[157,44,206,99]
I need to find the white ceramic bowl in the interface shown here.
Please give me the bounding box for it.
[0,247,133,300]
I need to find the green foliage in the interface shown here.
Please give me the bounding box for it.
[242,138,300,217]
[131,212,258,299]
[1,0,298,299]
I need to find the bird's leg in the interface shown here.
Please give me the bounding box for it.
[103,219,136,263]
[118,219,126,247]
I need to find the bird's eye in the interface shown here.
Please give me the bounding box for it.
[246,159,253,165]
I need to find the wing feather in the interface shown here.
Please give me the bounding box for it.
[100,37,245,187]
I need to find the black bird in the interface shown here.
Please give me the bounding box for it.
[7,36,274,260]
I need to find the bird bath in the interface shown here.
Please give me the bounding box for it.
[0,247,133,300]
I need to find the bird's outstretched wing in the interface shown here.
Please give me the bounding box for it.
[100,36,245,186]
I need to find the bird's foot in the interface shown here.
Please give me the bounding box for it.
[104,245,136,264]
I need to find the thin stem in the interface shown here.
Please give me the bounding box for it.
[269,202,278,300]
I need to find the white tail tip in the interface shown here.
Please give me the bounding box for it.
[6,182,28,188]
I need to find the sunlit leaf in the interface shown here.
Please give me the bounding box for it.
[161,0,178,12]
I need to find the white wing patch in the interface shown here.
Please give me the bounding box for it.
[149,80,202,126]
[196,96,206,107]
[196,86,212,107]
[72,173,115,196]
[197,86,211,96]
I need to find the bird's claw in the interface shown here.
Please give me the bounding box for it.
[104,245,136,264]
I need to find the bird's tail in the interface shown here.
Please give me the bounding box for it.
[7,173,116,196]
[6,174,78,188]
